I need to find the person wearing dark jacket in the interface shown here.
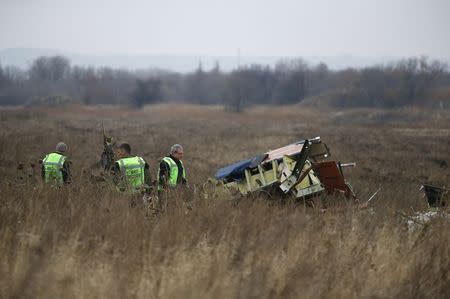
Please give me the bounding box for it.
[157,144,187,191]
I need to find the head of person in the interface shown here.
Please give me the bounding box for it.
[56,142,68,154]
[170,144,184,160]
[116,142,131,159]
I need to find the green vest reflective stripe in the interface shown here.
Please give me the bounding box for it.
[43,152,66,185]
[117,156,146,193]
[158,156,186,189]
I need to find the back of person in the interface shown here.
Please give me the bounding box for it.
[42,142,70,186]
[42,152,67,186]
[113,142,152,196]
[116,155,146,193]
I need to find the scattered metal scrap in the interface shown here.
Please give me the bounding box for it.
[403,184,449,231]
[100,121,116,172]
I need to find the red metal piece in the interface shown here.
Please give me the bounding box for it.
[312,161,356,199]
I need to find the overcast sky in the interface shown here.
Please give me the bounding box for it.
[1,0,449,58]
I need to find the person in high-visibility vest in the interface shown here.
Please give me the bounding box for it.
[157,144,187,191]
[112,142,151,194]
[41,142,71,186]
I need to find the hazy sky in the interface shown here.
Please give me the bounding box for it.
[1,0,449,57]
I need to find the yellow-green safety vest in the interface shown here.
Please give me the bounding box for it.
[43,152,67,185]
[117,156,146,193]
[157,156,186,190]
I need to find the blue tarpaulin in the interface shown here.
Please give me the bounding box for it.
[215,154,267,182]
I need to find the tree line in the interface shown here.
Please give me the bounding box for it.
[0,55,449,110]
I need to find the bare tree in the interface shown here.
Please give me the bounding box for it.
[30,56,70,81]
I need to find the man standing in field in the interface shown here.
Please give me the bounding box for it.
[41,142,71,186]
[112,142,152,196]
[157,144,187,192]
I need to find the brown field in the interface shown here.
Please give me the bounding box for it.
[0,104,449,298]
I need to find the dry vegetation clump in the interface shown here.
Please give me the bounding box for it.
[0,104,449,298]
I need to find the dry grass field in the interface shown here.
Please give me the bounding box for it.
[0,104,449,298]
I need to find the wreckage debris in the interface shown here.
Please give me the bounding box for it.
[215,137,356,201]
[403,184,449,231]
[421,184,448,209]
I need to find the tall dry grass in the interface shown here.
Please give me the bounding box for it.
[0,104,449,298]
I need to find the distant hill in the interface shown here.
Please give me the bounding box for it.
[1,48,448,72]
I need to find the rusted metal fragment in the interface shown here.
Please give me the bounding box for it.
[312,161,356,199]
